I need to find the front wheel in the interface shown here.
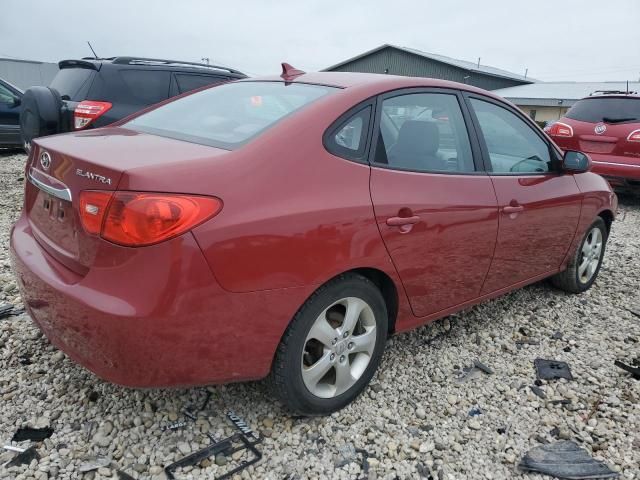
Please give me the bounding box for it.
[272,273,388,415]
[552,217,607,293]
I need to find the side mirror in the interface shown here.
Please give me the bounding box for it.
[12,97,21,107]
[562,150,591,173]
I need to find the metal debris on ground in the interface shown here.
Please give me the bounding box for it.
[473,360,493,375]
[614,359,640,380]
[164,433,261,480]
[530,385,546,399]
[534,359,574,381]
[12,426,54,442]
[0,303,24,319]
[355,447,370,478]
[468,406,483,417]
[78,456,111,473]
[334,443,357,468]
[5,446,39,467]
[456,359,493,383]
[519,440,619,479]
[226,410,261,444]
[2,445,26,453]
[117,470,136,480]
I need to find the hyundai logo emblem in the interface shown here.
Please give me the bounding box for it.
[39,151,51,171]
[594,123,607,135]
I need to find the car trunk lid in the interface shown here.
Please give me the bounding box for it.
[25,127,228,275]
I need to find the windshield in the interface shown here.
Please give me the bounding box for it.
[126,81,337,149]
[566,97,640,124]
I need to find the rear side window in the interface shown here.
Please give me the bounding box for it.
[50,68,95,100]
[325,106,371,160]
[175,74,225,93]
[566,97,640,124]
[119,70,170,104]
[126,81,336,149]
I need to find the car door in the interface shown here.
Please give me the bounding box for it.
[0,81,21,145]
[464,94,582,294]
[368,89,499,317]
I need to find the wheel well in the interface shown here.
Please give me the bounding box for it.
[598,210,614,234]
[350,268,399,334]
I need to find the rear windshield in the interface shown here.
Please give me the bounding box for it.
[126,81,337,149]
[566,97,640,124]
[50,68,95,100]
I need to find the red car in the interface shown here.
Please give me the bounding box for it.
[545,92,640,193]
[11,67,616,415]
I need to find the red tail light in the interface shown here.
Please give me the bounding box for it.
[79,191,222,246]
[627,129,640,142]
[74,101,113,130]
[545,122,574,137]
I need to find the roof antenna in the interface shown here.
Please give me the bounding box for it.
[477,57,481,68]
[627,80,630,95]
[524,68,528,79]
[87,41,99,59]
[281,63,305,80]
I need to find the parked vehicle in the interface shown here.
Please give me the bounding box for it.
[19,56,247,150]
[545,91,640,193]
[0,77,23,148]
[11,67,617,415]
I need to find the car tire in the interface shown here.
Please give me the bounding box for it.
[551,217,607,294]
[272,273,388,415]
[20,87,63,150]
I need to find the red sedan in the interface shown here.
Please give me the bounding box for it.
[11,67,617,415]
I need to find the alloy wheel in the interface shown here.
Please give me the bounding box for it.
[578,227,603,284]
[301,297,377,398]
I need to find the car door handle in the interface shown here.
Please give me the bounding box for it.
[502,205,524,214]
[386,215,421,226]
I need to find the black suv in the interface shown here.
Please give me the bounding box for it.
[20,56,246,150]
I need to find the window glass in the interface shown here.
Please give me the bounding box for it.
[334,107,371,153]
[119,70,170,104]
[0,84,15,104]
[566,97,640,124]
[127,81,336,149]
[470,98,551,174]
[176,74,225,93]
[50,68,95,100]
[375,93,475,173]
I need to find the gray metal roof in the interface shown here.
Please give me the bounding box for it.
[493,81,640,106]
[324,44,534,83]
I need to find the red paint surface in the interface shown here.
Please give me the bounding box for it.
[11,73,617,387]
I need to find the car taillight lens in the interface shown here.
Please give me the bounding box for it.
[74,101,112,130]
[627,129,640,142]
[79,191,222,246]
[545,122,574,137]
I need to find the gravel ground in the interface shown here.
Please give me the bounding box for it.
[0,149,638,480]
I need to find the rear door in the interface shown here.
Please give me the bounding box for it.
[368,89,499,317]
[171,73,228,95]
[465,94,582,293]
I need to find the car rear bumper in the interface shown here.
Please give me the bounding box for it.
[589,153,640,188]
[10,213,306,387]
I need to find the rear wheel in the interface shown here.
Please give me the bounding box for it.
[552,217,607,293]
[272,273,388,415]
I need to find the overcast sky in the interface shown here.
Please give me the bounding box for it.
[1,0,639,82]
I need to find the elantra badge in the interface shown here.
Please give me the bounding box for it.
[594,123,607,135]
[39,151,51,171]
[76,168,112,185]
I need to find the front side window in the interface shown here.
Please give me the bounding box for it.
[470,98,551,174]
[374,93,475,173]
[126,81,336,149]
[0,84,16,104]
